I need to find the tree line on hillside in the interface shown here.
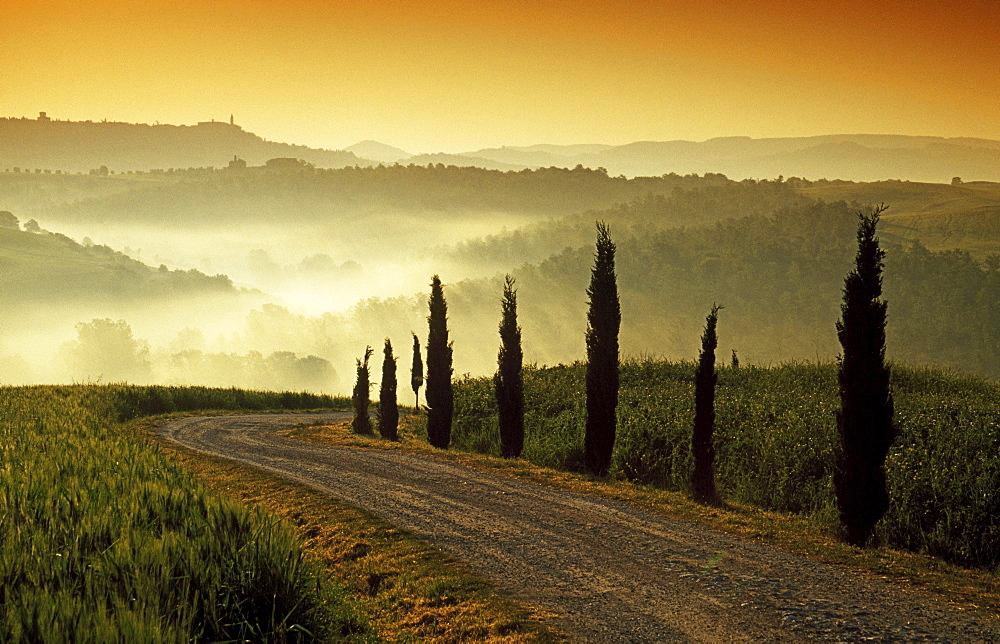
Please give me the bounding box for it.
[6,164,737,226]
[299,192,1000,384]
[350,209,895,547]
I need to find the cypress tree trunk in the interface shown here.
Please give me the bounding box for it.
[584,222,621,476]
[351,346,373,435]
[378,338,399,440]
[835,204,896,547]
[691,305,721,505]
[411,333,423,412]
[494,275,524,458]
[426,275,453,448]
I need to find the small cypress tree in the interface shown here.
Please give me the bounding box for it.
[494,275,524,458]
[351,346,373,435]
[426,275,453,448]
[411,332,423,412]
[378,338,399,440]
[584,222,621,477]
[835,204,896,547]
[691,305,721,505]
[731,349,739,369]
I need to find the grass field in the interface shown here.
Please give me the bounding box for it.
[450,361,1000,571]
[1,384,558,642]
[798,180,1000,258]
[0,384,362,642]
[5,365,998,639]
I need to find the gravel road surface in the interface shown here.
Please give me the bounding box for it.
[160,412,1000,642]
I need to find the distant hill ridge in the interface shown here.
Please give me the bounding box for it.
[3,112,1000,182]
[460,134,1000,183]
[0,113,368,173]
[0,218,239,304]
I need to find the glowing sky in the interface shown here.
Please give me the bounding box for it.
[4,0,998,152]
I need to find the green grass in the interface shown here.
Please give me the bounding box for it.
[451,360,1000,570]
[0,384,363,642]
[797,180,1000,258]
[160,431,561,642]
[0,227,236,305]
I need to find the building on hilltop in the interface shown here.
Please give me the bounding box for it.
[197,115,242,130]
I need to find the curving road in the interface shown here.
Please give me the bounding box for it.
[161,413,1000,642]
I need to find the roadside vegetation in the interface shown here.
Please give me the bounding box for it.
[1,383,557,641]
[297,402,1000,617]
[0,384,360,641]
[449,361,1000,570]
[160,430,560,642]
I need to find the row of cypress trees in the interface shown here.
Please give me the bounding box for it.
[486,207,894,547]
[350,275,452,444]
[348,230,609,463]
[350,206,894,547]
[494,222,620,465]
[351,341,400,439]
[422,221,621,466]
[422,271,524,457]
[676,205,896,546]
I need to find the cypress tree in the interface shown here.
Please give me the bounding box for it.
[691,305,721,505]
[411,332,423,412]
[835,204,896,547]
[584,222,621,476]
[494,275,524,458]
[426,275,453,448]
[352,346,373,435]
[378,338,399,440]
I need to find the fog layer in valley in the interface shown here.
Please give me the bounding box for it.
[3,163,1000,395]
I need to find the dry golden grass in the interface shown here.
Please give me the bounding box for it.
[296,415,1000,618]
[141,417,563,643]
[145,410,1000,638]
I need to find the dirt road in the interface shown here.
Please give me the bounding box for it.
[160,413,999,642]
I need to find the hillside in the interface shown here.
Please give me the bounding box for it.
[462,135,1000,183]
[8,113,1000,183]
[344,140,412,163]
[799,179,1000,258]
[276,191,1000,383]
[401,153,525,172]
[0,223,237,304]
[2,163,732,227]
[0,113,368,173]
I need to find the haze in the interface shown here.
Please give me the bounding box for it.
[3,1,1000,395]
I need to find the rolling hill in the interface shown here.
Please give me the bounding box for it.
[799,179,1000,258]
[6,113,999,184]
[0,223,239,304]
[0,113,370,173]
[461,135,1000,183]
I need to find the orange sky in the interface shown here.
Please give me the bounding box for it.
[3,0,998,152]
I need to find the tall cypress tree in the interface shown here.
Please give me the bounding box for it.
[426,275,453,448]
[352,346,373,435]
[584,222,621,477]
[691,305,721,505]
[835,204,896,547]
[378,338,399,440]
[411,332,423,412]
[494,275,524,459]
